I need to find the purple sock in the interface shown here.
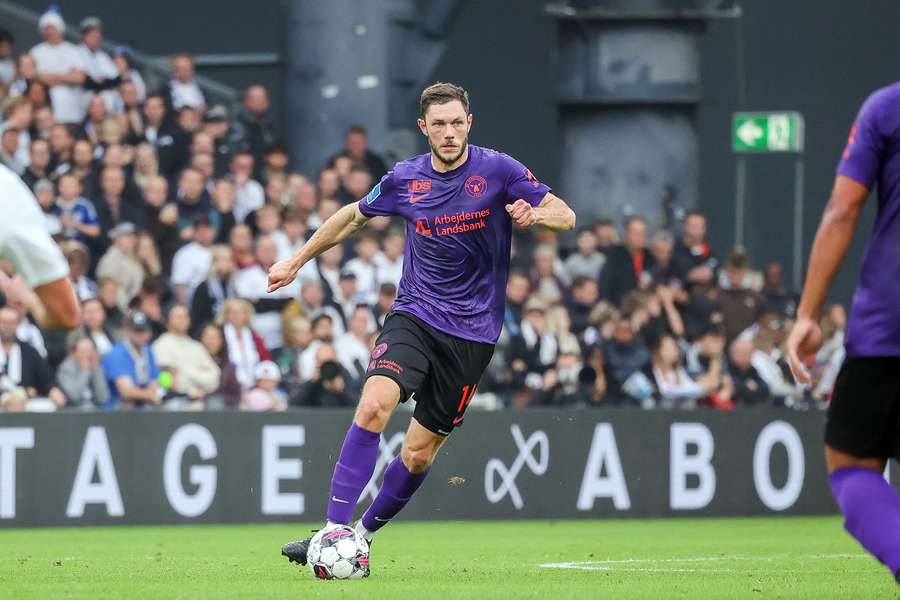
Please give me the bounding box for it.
[829,466,900,577]
[326,424,381,525]
[361,456,429,533]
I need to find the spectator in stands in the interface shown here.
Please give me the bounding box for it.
[292,357,356,408]
[529,244,566,303]
[344,231,380,305]
[21,138,51,189]
[592,218,619,251]
[277,315,312,395]
[55,173,100,243]
[30,8,87,124]
[503,269,530,338]
[112,46,146,101]
[78,17,121,113]
[61,241,96,301]
[101,311,160,410]
[70,139,98,197]
[139,175,180,270]
[198,323,241,408]
[750,313,801,406]
[0,127,22,173]
[56,336,109,410]
[372,282,396,329]
[48,123,75,177]
[812,304,846,402]
[0,305,63,407]
[96,222,144,309]
[0,28,13,91]
[566,276,600,337]
[672,211,717,288]
[138,94,169,149]
[726,336,769,406]
[718,248,766,342]
[600,216,655,306]
[132,143,159,190]
[229,223,255,269]
[173,167,211,233]
[603,316,653,406]
[282,278,346,340]
[82,94,108,144]
[171,216,215,305]
[374,229,404,289]
[232,85,275,178]
[201,105,233,176]
[70,297,115,357]
[93,166,142,236]
[130,276,166,339]
[651,334,707,409]
[190,245,236,336]
[649,230,679,287]
[152,305,220,402]
[34,179,60,234]
[0,388,27,413]
[8,53,36,99]
[235,234,296,352]
[230,152,264,223]
[164,53,205,112]
[337,165,373,205]
[331,125,387,181]
[761,262,797,318]
[96,277,124,334]
[1,96,33,170]
[510,297,558,407]
[218,298,271,390]
[241,360,287,412]
[335,304,374,382]
[210,177,238,243]
[564,227,605,282]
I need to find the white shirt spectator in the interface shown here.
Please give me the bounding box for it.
[232,178,265,223]
[334,331,370,378]
[171,242,213,302]
[78,43,121,114]
[16,318,46,358]
[343,258,377,305]
[234,264,299,350]
[169,79,205,110]
[374,252,403,289]
[30,41,87,123]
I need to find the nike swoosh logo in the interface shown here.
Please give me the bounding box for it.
[331,496,350,504]
[409,194,428,203]
[374,517,389,522]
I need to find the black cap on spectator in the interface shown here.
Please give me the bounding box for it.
[320,361,342,381]
[79,16,102,34]
[126,311,151,332]
[204,105,228,123]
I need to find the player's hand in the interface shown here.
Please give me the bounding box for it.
[786,316,823,386]
[267,258,300,293]
[505,199,537,228]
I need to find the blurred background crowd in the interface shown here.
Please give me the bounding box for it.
[0,7,846,413]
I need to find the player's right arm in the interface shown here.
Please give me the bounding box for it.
[787,91,883,384]
[267,202,370,292]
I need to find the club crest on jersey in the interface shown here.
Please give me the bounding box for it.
[526,168,541,188]
[464,175,487,198]
[372,342,389,358]
[365,182,381,205]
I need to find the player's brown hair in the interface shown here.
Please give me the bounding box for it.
[419,82,470,117]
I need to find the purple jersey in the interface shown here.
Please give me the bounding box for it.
[358,145,550,344]
[837,82,900,357]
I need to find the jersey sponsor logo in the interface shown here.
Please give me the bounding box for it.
[365,182,382,205]
[407,179,432,204]
[372,342,389,359]
[415,217,433,236]
[526,168,541,188]
[464,175,488,198]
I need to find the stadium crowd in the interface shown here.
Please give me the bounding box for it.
[0,10,846,413]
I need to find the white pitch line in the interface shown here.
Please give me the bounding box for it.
[539,553,870,573]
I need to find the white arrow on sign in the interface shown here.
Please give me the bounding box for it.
[737,120,764,146]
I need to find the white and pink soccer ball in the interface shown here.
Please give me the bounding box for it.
[307,524,370,580]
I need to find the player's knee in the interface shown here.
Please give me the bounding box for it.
[401,446,434,474]
[354,389,396,430]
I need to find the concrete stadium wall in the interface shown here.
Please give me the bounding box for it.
[2,408,889,528]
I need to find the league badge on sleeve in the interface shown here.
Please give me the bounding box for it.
[365,183,382,205]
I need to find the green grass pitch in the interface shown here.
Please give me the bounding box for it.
[0,517,893,599]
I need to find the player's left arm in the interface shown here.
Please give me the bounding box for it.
[506,192,576,231]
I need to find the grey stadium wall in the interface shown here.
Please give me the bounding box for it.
[1,409,886,527]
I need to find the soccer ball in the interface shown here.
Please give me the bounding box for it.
[307,524,370,580]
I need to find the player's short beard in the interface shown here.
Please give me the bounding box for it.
[429,136,468,166]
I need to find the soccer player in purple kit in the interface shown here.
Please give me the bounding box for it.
[787,82,900,583]
[268,82,575,573]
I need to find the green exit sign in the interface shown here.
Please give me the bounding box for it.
[732,112,804,153]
